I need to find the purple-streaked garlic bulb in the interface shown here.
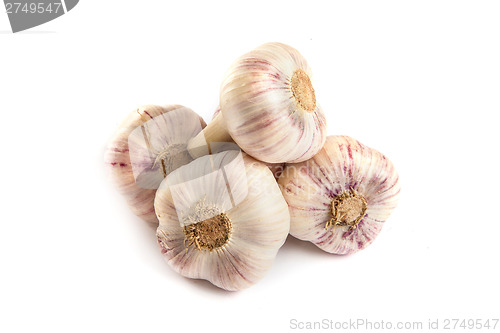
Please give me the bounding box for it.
[278,136,400,255]
[188,42,327,164]
[105,105,206,224]
[155,150,290,291]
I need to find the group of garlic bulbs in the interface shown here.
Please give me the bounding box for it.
[106,42,400,291]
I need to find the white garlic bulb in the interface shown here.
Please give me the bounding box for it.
[278,136,400,254]
[155,150,290,291]
[105,105,206,224]
[188,42,327,164]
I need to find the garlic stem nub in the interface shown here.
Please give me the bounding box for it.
[186,112,233,158]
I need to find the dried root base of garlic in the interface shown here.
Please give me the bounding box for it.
[278,135,400,255]
[325,188,368,232]
[183,212,232,251]
[155,150,290,291]
[105,105,206,224]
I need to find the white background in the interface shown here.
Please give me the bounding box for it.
[1,1,499,332]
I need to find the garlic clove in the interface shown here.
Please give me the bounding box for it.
[188,42,327,164]
[155,150,290,291]
[278,135,400,255]
[105,105,206,224]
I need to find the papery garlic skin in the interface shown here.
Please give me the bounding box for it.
[105,105,206,224]
[219,42,327,164]
[278,136,400,255]
[155,151,290,291]
[212,106,285,180]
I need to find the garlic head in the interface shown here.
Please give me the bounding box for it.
[155,150,290,290]
[278,135,400,254]
[220,42,327,163]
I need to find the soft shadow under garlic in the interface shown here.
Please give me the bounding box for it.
[279,235,345,259]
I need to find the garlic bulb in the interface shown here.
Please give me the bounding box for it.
[155,150,290,291]
[105,105,206,224]
[278,136,400,255]
[188,42,327,164]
